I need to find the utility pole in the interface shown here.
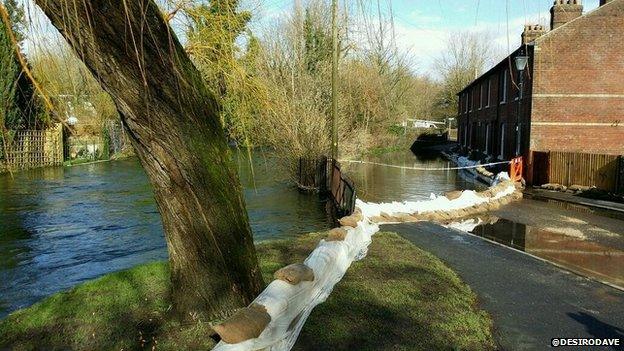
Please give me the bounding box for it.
[331,0,338,160]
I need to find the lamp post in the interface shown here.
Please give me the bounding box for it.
[514,54,529,157]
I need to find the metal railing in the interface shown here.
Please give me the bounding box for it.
[297,156,356,217]
[328,159,357,217]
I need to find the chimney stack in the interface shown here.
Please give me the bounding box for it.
[550,0,583,30]
[522,24,546,44]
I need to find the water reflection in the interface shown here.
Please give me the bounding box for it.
[0,153,330,317]
[344,152,484,203]
[0,150,480,317]
[471,218,624,288]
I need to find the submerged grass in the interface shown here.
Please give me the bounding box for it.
[0,232,495,350]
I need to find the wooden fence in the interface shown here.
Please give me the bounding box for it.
[531,151,623,193]
[1,124,64,172]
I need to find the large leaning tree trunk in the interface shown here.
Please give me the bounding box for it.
[34,0,263,319]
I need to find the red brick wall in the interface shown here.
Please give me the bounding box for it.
[531,0,624,155]
[457,51,534,161]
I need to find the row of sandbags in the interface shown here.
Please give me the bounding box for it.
[540,183,592,194]
[211,179,522,350]
[212,209,376,351]
[355,180,523,225]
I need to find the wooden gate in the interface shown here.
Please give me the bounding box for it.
[296,156,357,217]
[531,151,550,186]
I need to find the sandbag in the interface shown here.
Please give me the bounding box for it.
[212,304,272,344]
[444,190,463,200]
[338,215,359,228]
[569,184,590,193]
[369,216,386,224]
[326,228,348,242]
[274,263,315,285]
[395,213,418,222]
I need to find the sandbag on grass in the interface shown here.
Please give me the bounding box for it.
[274,264,315,285]
[212,304,272,344]
[326,228,348,242]
[338,215,359,228]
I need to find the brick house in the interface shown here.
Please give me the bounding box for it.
[456,0,624,184]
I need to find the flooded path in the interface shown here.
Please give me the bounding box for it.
[385,221,624,351]
[471,199,624,289]
[344,151,624,290]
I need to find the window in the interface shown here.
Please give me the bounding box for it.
[515,123,522,156]
[479,84,484,109]
[499,123,506,158]
[476,122,482,150]
[469,90,473,111]
[486,79,491,107]
[464,93,468,113]
[499,70,508,104]
[485,123,491,154]
[463,123,468,146]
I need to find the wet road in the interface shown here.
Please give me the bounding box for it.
[385,222,624,351]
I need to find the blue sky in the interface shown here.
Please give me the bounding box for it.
[22,0,601,77]
[257,0,600,75]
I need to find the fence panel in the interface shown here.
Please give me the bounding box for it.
[547,151,619,191]
[1,124,63,172]
[329,159,356,217]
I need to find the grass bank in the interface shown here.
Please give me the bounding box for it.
[0,232,495,351]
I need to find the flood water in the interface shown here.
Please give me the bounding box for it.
[0,150,471,318]
[343,152,484,202]
[0,151,328,318]
[471,218,624,288]
[2,149,623,318]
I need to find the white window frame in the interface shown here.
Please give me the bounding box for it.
[500,70,508,104]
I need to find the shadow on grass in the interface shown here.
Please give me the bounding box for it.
[1,232,494,351]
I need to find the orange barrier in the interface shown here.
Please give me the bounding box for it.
[510,157,524,182]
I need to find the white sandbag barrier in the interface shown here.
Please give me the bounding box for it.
[212,173,522,351]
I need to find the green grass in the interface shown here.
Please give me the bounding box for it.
[0,232,495,351]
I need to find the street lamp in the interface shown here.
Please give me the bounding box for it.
[514,54,529,156]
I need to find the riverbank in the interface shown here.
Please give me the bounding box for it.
[0,232,495,351]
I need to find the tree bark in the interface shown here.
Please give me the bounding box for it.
[34,0,263,319]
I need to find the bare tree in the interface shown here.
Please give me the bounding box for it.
[435,30,498,117]
[33,0,263,320]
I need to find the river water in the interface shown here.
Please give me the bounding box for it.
[3,150,622,318]
[0,150,471,318]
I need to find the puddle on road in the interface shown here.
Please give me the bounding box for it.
[470,218,624,289]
